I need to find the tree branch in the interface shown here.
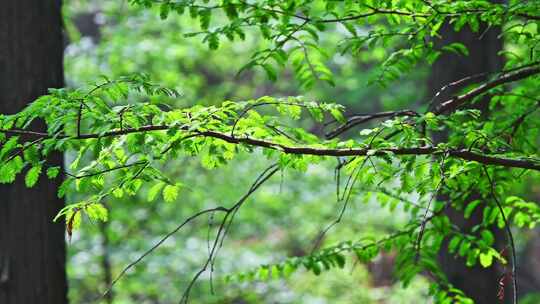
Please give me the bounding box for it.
[325,110,419,139]
[434,65,540,114]
[2,126,539,171]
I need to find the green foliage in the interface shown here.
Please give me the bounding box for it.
[162,183,181,202]
[25,165,42,188]
[123,0,540,88]
[3,69,540,301]
[4,0,540,302]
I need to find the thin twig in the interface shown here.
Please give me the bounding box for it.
[66,160,148,179]
[326,110,418,139]
[99,206,229,301]
[415,153,447,262]
[311,157,368,252]
[179,164,279,304]
[483,166,517,304]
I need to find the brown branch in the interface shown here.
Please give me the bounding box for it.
[316,8,426,23]
[434,65,540,114]
[517,13,540,21]
[230,101,312,138]
[326,110,419,139]
[66,160,148,179]
[327,63,540,141]
[238,0,425,24]
[2,137,44,164]
[427,72,490,111]
[2,126,540,171]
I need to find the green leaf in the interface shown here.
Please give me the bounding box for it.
[330,108,346,124]
[46,166,61,179]
[0,136,19,160]
[307,106,324,122]
[258,266,270,281]
[448,236,461,253]
[262,64,277,81]
[334,254,346,268]
[148,181,165,202]
[311,262,321,275]
[23,145,40,163]
[458,240,470,257]
[480,230,494,246]
[57,178,73,198]
[86,203,108,222]
[112,188,124,198]
[464,200,481,219]
[199,9,211,29]
[160,3,170,19]
[359,128,374,136]
[25,165,42,188]
[479,251,493,268]
[468,17,479,33]
[0,156,23,184]
[442,42,469,56]
[163,184,180,203]
[208,34,219,50]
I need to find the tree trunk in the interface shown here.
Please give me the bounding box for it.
[428,23,505,303]
[0,1,67,303]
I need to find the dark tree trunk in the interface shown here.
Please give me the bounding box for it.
[428,23,505,304]
[0,1,67,303]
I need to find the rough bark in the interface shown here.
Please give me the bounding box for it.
[428,23,506,304]
[0,1,67,303]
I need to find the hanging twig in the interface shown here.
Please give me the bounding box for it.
[483,166,517,304]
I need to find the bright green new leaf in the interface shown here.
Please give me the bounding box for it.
[46,166,61,179]
[479,251,493,268]
[163,184,180,203]
[148,181,165,202]
[25,165,42,188]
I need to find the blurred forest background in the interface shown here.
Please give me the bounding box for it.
[59,1,539,303]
